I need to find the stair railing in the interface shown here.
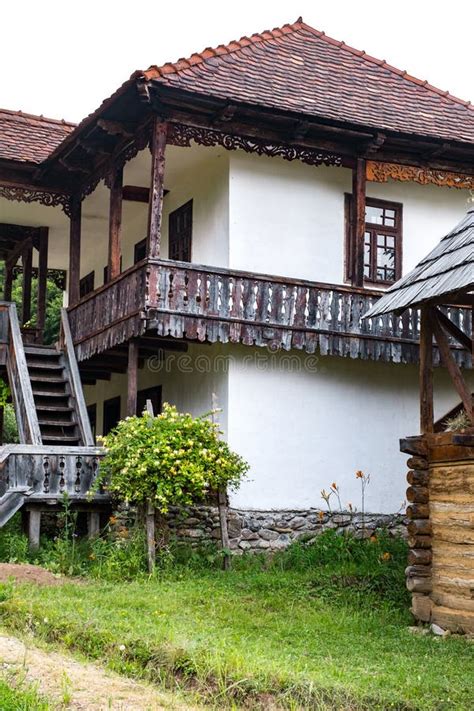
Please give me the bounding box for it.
[0,302,42,444]
[59,308,94,446]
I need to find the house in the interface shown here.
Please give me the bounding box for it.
[1,18,474,548]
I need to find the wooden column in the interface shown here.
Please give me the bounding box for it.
[21,244,33,325]
[87,511,100,538]
[28,509,41,550]
[108,166,123,281]
[419,307,434,434]
[36,227,49,343]
[3,263,13,301]
[351,157,367,287]
[68,198,82,306]
[147,119,168,259]
[126,340,139,416]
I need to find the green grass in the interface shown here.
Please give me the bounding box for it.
[1,531,473,710]
[0,677,50,710]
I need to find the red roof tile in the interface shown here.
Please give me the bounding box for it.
[0,109,75,164]
[143,19,474,144]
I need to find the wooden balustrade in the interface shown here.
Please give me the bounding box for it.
[67,259,473,366]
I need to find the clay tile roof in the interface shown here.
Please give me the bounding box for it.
[0,108,76,164]
[143,18,474,144]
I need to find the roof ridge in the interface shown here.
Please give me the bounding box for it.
[299,21,473,112]
[0,107,76,128]
[141,19,303,80]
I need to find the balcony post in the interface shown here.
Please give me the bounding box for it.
[68,197,82,306]
[419,307,434,434]
[21,242,33,325]
[147,118,168,259]
[126,339,139,416]
[108,165,123,281]
[36,227,49,342]
[352,157,366,287]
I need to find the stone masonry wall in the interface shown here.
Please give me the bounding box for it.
[167,506,406,551]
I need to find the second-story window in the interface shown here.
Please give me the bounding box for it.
[169,200,193,262]
[79,271,94,298]
[345,196,403,285]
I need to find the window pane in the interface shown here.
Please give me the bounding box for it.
[377,245,395,269]
[386,235,395,248]
[364,265,371,278]
[366,205,384,224]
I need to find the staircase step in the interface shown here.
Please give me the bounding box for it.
[38,419,76,428]
[35,403,73,413]
[42,435,81,444]
[30,374,67,384]
[33,389,70,398]
[24,346,59,357]
[27,361,64,371]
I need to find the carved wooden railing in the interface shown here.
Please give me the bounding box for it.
[0,445,106,502]
[60,309,94,445]
[0,302,42,443]
[67,259,473,366]
[68,261,148,360]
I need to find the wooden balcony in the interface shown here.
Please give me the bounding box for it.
[67,259,473,367]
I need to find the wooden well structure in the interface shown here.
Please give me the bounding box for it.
[365,206,474,633]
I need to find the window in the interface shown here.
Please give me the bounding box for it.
[345,196,402,285]
[136,386,162,417]
[79,271,94,298]
[134,238,147,264]
[169,200,193,262]
[103,396,121,435]
[87,404,97,442]
[103,257,122,285]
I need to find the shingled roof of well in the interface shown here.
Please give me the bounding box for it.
[0,108,75,164]
[364,208,474,317]
[143,18,474,144]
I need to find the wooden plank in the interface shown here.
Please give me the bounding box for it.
[434,307,472,352]
[419,307,434,433]
[108,166,123,280]
[68,198,82,306]
[28,509,41,550]
[36,227,49,342]
[147,119,168,259]
[127,340,139,416]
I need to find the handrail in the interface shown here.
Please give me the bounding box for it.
[60,308,94,446]
[0,302,42,444]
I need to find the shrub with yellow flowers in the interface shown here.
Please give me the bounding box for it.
[97,403,248,512]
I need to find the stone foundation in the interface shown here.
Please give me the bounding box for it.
[167,506,406,551]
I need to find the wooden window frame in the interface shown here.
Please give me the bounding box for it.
[169,199,193,263]
[345,194,403,286]
[133,238,147,264]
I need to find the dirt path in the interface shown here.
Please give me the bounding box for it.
[0,633,198,710]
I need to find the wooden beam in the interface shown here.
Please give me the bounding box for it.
[351,157,366,287]
[36,227,49,343]
[127,340,139,416]
[97,119,134,138]
[430,309,473,420]
[68,198,82,306]
[419,307,434,434]
[147,119,168,259]
[21,243,33,326]
[433,307,472,352]
[108,166,123,280]
[5,235,32,271]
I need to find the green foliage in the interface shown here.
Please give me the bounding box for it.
[0,678,51,711]
[0,264,63,345]
[3,404,19,444]
[98,403,249,512]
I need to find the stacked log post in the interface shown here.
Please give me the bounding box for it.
[405,455,433,622]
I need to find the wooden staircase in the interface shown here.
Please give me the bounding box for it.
[0,303,106,530]
[25,345,81,446]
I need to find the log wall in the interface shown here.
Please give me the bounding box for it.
[403,435,474,633]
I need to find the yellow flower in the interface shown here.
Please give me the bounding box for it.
[381,551,391,561]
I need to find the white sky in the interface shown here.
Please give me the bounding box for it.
[1,0,473,124]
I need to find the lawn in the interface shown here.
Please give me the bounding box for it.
[1,532,473,710]
[0,678,50,710]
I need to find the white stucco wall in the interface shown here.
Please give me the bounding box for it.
[228,151,470,284]
[225,346,474,514]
